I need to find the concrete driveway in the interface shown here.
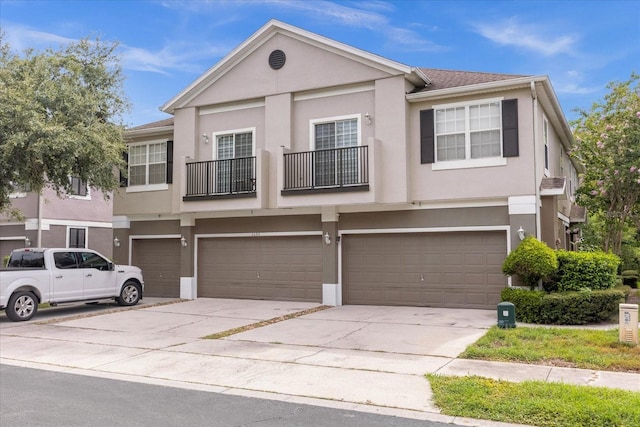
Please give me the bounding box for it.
[0,298,496,422]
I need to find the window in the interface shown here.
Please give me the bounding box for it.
[311,116,360,186]
[214,129,255,193]
[435,100,501,162]
[543,116,550,175]
[9,182,31,198]
[68,227,86,248]
[129,142,167,186]
[54,252,78,269]
[69,176,88,197]
[421,98,517,170]
[78,251,110,270]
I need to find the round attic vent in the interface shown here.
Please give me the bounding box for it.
[268,49,286,70]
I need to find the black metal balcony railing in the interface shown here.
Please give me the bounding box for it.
[184,157,256,200]
[283,146,369,193]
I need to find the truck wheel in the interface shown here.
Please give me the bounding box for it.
[116,281,141,306]
[6,291,38,322]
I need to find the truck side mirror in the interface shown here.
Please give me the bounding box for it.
[108,262,115,271]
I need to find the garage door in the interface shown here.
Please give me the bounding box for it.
[132,238,181,298]
[1,240,24,262]
[198,236,322,302]
[343,231,507,309]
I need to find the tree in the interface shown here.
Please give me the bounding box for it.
[0,34,129,215]
[570,73,640,255]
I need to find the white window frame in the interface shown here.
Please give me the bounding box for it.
[543,116,550,177]
[126,139,169,193]
[309,114,361,151]
[432,97,507,171]
[67,226,88,249]
[212,127,256,160]
[8,182,30,199]
[68,176,91,200]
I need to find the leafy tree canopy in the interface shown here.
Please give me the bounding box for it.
[570,73,640,255]
[0,34,129,215]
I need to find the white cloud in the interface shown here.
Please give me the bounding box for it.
[1,23,76,51]
[120,42,231,75]
[271,0,444,52]
[2,22,230,75]
[474,17,579,56]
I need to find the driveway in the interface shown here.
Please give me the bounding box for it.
[0,299,496,421]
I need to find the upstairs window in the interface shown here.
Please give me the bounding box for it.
[129,142,167,187]
[213,129,255,193]
[69,176,88,198]
[311,115,361,187]
[543,116,550,175]
[421,98,518,170]
[435,101,501,161]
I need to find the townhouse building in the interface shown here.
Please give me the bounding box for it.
[113,20,583,309]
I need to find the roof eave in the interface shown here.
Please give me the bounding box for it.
[405,75,543,102]
[125,125,174,139]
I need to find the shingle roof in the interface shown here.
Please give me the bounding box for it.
[570,205,587,223]
[540,177,566,192]
[415,68,530,92]
[129,117,174,131]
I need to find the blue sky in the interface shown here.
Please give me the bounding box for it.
[2,0,639,127]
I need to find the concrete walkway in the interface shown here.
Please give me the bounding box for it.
[1,298,638,427]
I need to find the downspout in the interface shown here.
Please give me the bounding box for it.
[531,81,542,240]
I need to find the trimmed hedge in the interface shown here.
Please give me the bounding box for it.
[502,236,558,290]
[553,251,620,291]
[501,287,625,325]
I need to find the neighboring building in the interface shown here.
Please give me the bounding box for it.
[1,182,113,259]
[113,20,583,309]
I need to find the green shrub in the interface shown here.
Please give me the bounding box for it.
[502,236,558,290]
[555,251,619,291]
[500,287,544,322]
[621,270,638,289]
[500,287,625,325]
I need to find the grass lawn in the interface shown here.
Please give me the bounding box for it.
[427,374,640,427]
[460,326,640,372]
[428,326,640,426]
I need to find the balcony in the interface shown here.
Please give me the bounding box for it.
[183,157,256,200]
[282,146,369,195]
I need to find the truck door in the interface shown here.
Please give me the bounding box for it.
[51,251,85,302]
[77,251,116,299]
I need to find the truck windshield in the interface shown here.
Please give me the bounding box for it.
[7,251,45,268]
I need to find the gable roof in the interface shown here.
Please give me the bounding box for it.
[161,20,430,114]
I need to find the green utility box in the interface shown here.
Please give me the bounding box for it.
[497,301,516,328]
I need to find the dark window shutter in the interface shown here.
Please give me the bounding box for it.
[119,150,128,187]
[166,140,174,184]
[420,109,435,164]
[502,99,519,157]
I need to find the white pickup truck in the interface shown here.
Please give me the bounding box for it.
[1,248,144,321]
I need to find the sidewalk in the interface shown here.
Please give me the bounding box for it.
[1,299,638,427]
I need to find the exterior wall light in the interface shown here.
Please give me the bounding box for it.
[517,226,526,241]
[324,232,331,245]
[202,133,209,144]
[113,237,120,247]
[24,237,31,247]
[364,113,372,125]
[181,236,188,247]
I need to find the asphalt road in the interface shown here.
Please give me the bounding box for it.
[0,365,456,427]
